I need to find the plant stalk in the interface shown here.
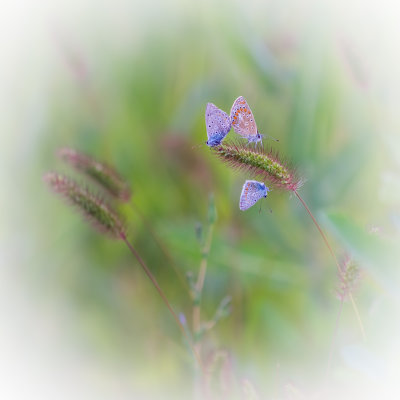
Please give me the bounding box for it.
[120,232,205,374]
[131,202,190,294]
[193,223,214,339]
[294,191,366,342]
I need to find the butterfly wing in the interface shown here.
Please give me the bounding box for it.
[205,103,231,146]
[230,96,258,138]
[239,180,266,211]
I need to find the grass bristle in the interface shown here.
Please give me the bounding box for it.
[43,172,125,239]
[211,141,300,192]
[57,147,131,202]
[337,256,361,301]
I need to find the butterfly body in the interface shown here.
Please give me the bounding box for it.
[248,131,263,144]
[205,103,231,147]
[206,132,228,147]
[239,180,270,211]
[230,96,263,145]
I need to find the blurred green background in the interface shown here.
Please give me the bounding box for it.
[2,0,400,398]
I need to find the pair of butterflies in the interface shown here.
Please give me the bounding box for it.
[205,96,271,211]
[205,96,263,147]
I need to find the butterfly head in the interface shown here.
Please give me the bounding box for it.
[206,132,226,147]
[206,138,219,147]
[263,185,271,198]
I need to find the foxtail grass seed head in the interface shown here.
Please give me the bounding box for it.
[337,256,361,301]
[44,172,125,239]
[57,147,131,202]
[211,142,300,192]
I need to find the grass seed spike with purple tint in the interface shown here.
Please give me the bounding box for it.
[205,103,232,147]
[239,180,270,211]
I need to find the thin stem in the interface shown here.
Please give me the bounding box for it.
[131,202,190,295]
[120,232,205,375]
[193,223,214,338]
[294,191,340,273]
[294,191,367,342]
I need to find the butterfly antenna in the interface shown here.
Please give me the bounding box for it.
[260,132,279,143]
[267,134,279,143]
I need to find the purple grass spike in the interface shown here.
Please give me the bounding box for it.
[212,142,301,192]
[57,147,131,202]
[43,172,125,239]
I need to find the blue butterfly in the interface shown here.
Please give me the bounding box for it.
[239,180,270,211]
[205,103,232,147]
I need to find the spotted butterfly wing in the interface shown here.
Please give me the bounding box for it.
[205,103,231,147]
[230,96,259,140]
[239,180,269,211]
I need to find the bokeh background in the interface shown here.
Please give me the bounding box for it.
[1,0,400,398]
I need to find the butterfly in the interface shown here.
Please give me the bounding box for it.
[231,96,279,145]
[205,103,232,147]
[230,96,263,145]
[239,180,270,211]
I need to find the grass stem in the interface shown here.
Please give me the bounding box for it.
[131,202,190,295]
[120,232,205,374]
[193,223,214,340]
[294,190,367,342]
